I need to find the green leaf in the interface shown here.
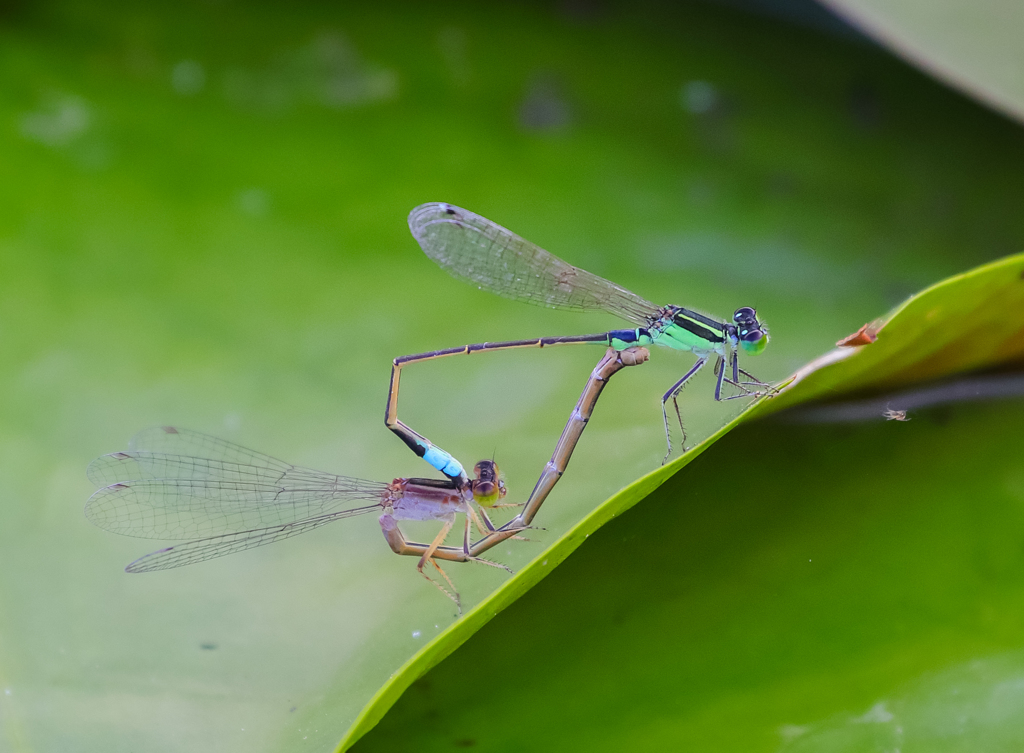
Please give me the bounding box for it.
[356,398,1024,752]
[823,0,1024,124]
[340,394,739,749]
[342,251,1024,749]
[4,2,1024,752]
[761,250,1024,415]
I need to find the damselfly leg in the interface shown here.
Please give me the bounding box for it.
[378,513,511,613]
[661,357,709,461]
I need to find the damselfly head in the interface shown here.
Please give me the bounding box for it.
[733,307,768,355]
[472,460,507,507]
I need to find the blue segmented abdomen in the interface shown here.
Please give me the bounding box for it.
[420,444,466,480]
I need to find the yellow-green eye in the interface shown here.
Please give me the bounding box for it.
[473,482,501,507]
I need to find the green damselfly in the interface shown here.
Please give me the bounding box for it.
[86,347,646,611]
[387,202,771,472]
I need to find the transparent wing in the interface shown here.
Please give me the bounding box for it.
[124,507,379,572]
[85,477,387,539]
[409,202,661,327]
[86,427,389,539]
[127,426,296,467]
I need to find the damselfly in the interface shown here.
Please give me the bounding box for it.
[388,203,772,467]
[86,347,647,611]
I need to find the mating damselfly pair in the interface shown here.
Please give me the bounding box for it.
[86,202,772,611]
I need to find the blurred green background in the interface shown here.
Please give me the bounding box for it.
[2,0,1024,751]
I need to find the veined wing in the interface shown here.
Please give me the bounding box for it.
[85,476,387,539]
[409,202,661,327]
[91,426,382,488]
[124,507,379,572]
[88,448,383,492]
[128,426,299,467]
[86,428,389,539]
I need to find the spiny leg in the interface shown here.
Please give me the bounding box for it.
[708,351,771,400]
[670,395,686,450]
[469,507,490,537]
[719,377,771,402]
[721,376,760,396]
[461,508,514,574]
[471,506,531,542]
[713,355,726,401]
[417,521,461,612]
[736,366,776,396]
[468,556,514,573]
[477,506,498,533]
[720,376,774,401]
[730,352,774,395]
[670,356,718,454]
[417,520,454,571]
[738,367,765,384]
[476,503,531,540]
[379,513,517,614]
[721,384,756,399]
[661,356,708,463]
[717,356,761,399]
[426,559,461,613]
[720,388,758,402]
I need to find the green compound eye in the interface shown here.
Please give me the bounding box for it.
[739,328,768,355]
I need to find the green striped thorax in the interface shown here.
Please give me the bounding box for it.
[636,305,768,357]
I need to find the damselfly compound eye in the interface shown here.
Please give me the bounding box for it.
[733,306,756,323]
[739,327,768,355]
[474,460,499,482]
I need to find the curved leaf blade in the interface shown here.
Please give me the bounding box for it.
[761,251,1024,415]
[342,249,1024,750]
